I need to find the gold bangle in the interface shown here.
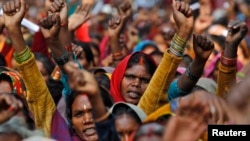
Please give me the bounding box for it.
[95,110,110,122]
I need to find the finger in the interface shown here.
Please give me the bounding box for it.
[20,0,26,13]
[49,3,57,13]
[64,61,79,74]
[14,0,20,11]
[54,0,62,9]
[75,5,81,13]
[52,13,61,30]
[10,1,15,12]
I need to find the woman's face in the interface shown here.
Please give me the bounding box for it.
[121,64,151,105]
[36,60,49,83]
[71,95,98,141]
[115,114,140,141]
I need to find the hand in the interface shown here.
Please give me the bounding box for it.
[178,90,231,124]
[172,0,194,40]
[226,20,248,49]
[108,1,132,37]
[48,0,68,23]
[0,93,23,124]
[2,0,26,30]
[108,16,123,38]
[163,91,210,141]
[117,1,132,23]
[68,2,92,31]
[40,13,61,41]
[64,61,100,97]
[193,34,214,61]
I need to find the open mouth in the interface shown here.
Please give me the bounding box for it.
[128,91,141,99]
[83,127,96,136]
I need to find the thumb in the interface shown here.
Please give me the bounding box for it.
[20,0,26,13]
[64,61,78,74]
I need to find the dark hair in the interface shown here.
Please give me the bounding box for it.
[112,104,142,124]
[73,41,95,66]
[47,77,63,105]
[90,42,100,57]
[127,52,157,76]
[0,53,6,66]
[66,92,78,128]
[149,50,163,57]
[34,52,55,75]
[99,85,114,108]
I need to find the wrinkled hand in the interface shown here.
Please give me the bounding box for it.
[40,13,61,40]
[48,0,68,23]
[178,90,231,124]
[2,0,26,29]
[226,20,248,48]
[64,61,99,97]
[68,2,92,31]
[0,93,23,124]
[193,34,214,61]
[172,0,194,40]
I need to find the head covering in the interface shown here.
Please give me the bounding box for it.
[110,102,147,122]
[110,52,156,103]
[133,40,158,53]
[0,66,26,96]
[196,77,217,94]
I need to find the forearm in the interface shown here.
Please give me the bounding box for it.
[178,59,205,91]
[6,27,26,53]
[89,94,107,120]
[59,26,72,47]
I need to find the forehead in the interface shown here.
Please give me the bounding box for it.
[72,94,91,107]
[125,64,149,75]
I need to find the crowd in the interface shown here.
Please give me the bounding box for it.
[0,0,250,141]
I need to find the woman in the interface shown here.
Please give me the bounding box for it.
[110,52,157,105]
[110,102,146,141]
[0,67,41,140]
[34,52,55,83]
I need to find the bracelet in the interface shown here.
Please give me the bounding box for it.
[95,110,110,122]
[169,47,183,57]
[220,54,237,66]
[185,65,201,80]
[112,51,123,58]
[173,34,187,47]
[65,45,72,52]
[171,41,185,53]
[14,47,32,63]
[53,51,70,66]
[61,21,68,27]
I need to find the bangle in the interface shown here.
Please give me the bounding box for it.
[61,21,68,27]
[173,34,187,47]
[185,65,201,80]
[14,47,32,63]
[65,45,72,52]
[112,51,123,58]
[95,110,110,122]
[53,51,70,66]
[220,52,237,66]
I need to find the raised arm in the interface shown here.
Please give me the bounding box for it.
[3,0,55,136]
[168,34,214,101]
[108,1,132,67]
[216,21,248,98]
[138,0,194,115]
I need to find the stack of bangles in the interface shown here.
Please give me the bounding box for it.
[53,51,70,66]
[13,47,32,63]
[220,52,237,66]
[169,34,187,57]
